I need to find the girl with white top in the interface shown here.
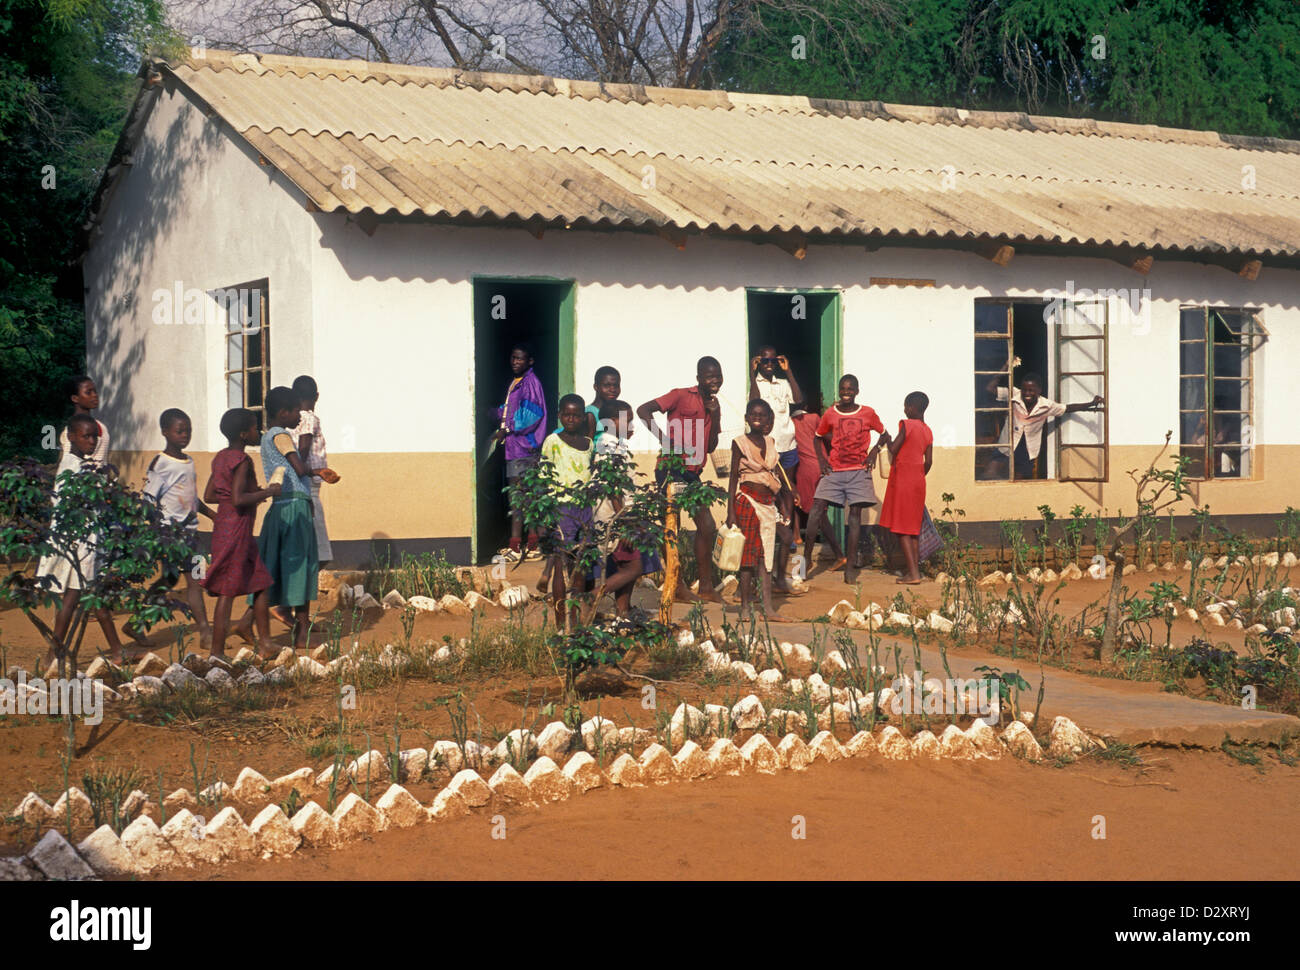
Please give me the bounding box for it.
[57,375,110,463]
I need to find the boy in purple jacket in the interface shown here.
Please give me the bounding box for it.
[494,343,548,561]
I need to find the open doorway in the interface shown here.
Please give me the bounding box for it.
[745,290,840,409]
[473,278,575,563]
[746,289,843,559]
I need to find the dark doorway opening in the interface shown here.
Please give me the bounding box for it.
[473,279,574,563]
[1013,303,1049,389]
[745,291,838,410]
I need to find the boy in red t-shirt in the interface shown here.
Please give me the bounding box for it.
[802,374,888,583]
[637,356,724,603]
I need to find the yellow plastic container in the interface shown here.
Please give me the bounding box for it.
[712,524,746,572]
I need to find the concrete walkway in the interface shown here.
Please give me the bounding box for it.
[669,604,1299,747]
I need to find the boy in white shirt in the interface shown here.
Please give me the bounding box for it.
[129,408,216,648]
[749,346,804,472]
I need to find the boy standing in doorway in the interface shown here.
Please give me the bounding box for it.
[749,345,804,473]
[495,343,548,561]
[638,356,724,603]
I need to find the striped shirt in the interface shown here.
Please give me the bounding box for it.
[291,409,328,472]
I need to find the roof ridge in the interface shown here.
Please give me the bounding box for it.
[166,49,1300,155]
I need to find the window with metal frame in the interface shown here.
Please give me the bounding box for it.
[974,298,1109,482]
[1178,307,1264,480]
[217,280,270,429]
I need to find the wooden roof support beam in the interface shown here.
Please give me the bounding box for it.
[1117,250,1154,275]
[772,231,807,259]
[977,240,1014,266]
[656,227,687,250]
[1237,258,1262,281]
[526,220,545,240]
[353,210,380,236]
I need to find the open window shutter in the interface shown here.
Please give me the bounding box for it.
[1056,298,1108,482]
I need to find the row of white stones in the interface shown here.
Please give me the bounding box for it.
[823,583,1298,639]
[3,715,1092,881]
[971,550,1298,587]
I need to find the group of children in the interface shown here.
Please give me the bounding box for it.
[495,346,936,623]
[37,344,936,661]
[37,374,339,665]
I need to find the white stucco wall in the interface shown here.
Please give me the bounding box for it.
[81,77,1300,542]
[307,217,1299,458]
[83,80,318,454]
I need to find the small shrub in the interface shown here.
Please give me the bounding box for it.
[82,765,144,834]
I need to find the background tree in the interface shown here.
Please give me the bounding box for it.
[0,0,178,460]
[715,0,1300,139]
[165,0,901,87]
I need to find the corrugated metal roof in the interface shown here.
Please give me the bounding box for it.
[152,50,1300,258]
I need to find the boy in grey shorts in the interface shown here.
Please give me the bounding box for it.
[802,375,889,583]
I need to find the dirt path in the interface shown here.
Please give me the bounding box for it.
[776,624,1300,746]
[186,750,1300,881]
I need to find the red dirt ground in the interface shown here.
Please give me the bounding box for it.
[3,561,1296,878]
[179,750,1300,881]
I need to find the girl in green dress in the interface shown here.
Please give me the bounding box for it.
[257,386,318,648]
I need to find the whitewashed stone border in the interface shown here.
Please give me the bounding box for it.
[2,713,1093,881]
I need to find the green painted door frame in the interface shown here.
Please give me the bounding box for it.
[469,276,576,563]
[743,287,842,406]
[817,290,843,407]
[745,288,844,536]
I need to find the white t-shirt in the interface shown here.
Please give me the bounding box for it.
[38,451,100,590]
[755,374,796,452]
[144,453,199,530]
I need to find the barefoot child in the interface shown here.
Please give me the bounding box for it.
[257,387,318,649]
[802,375,887,584]
[537,365,621,592]
[540,394,594,626]
[727,399,792,621]
[129,408,215,649]
[594,399,659,617]
[202,408,281,658]
[38,414,135,668]
[494,344,547,562]
[876,391,934,584]
[58,375,110,463]
[637,356,724,603]
[291,375,340,565]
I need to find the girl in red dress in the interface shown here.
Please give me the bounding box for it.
[876,391,934,585]
[201,408,281,658]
